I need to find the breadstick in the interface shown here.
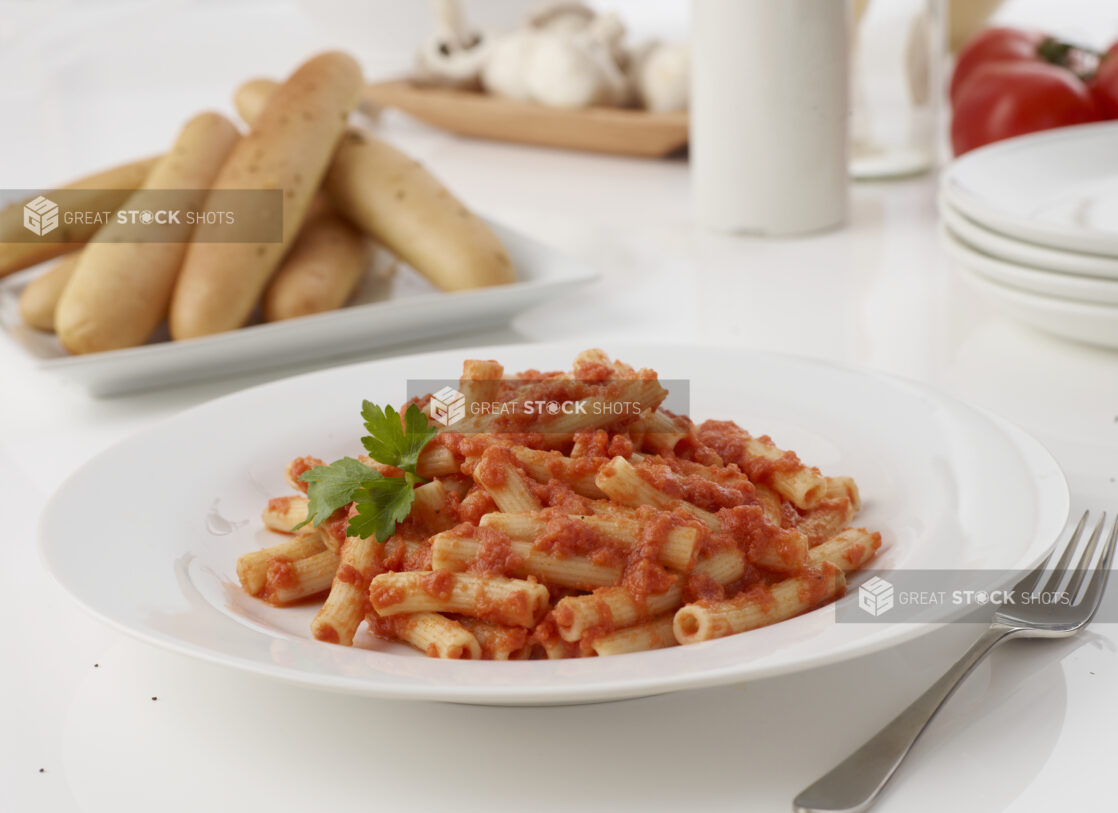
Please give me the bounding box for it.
[233,78,514,291]
[54,112,240,353]
[0,156,158,278]
[263,209,372,321]
[169,52,362,339]
[18,253,80,332]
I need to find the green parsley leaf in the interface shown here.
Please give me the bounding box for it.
[359,401,438,473]
[359,402,402,465]
[294,457,379,530]
[348,474,419,543]
[400,403,440,471]
[298,401,440,543]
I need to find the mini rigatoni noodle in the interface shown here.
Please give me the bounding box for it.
[368,571,550,628]
[236,532,325,596]
[456,617,532,660]
[431,529,623,589]
[590,615,677,657]
[261,495,309,533]
[595,455,721,529]
[262,549,340,605]
[370,612,482,660]
[551,548,746,642]
[312,533,384,645]
[236,350,883,658]
[673,564,846,645]
[478,509,701,572]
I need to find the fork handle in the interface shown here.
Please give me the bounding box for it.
[793,623,1019,813]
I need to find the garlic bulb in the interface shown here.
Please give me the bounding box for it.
[481,28,540,101]
[472,1,639,110]
[629,42,689,113]
[524,30,626,108]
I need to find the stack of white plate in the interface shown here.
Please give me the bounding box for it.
[939,121,1118,350]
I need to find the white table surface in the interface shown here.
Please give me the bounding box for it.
[4,2,1118,812]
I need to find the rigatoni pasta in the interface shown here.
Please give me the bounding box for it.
[673,564,846,645]
[235,350,882,658]
[589,615,677,657]
[431,530,623,589]
[369,612,483,660]
[312,532,383,645]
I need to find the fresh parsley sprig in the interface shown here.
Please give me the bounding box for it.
[295,402,439,543]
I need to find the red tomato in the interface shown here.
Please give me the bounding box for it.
[951,61,1100,155]
[1090,43,1118,119]
[950,27,1046,101]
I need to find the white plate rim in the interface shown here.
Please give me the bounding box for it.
[941,121,1118,258]
[940,224,1118,305]
[938,196,1118,280]
[0,220,601,395]
[38,342,1071,704]
[955,258,1118,315]
[954,261,1118,351]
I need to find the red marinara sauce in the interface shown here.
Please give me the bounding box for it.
[285,456,324,494]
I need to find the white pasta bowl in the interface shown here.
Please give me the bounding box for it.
[39,343,1068,704]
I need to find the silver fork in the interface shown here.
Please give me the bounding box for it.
[794,510,1118,813]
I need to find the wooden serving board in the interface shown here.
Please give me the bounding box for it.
[363,79,689,158]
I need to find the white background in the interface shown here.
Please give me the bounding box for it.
[3,1,1118,811]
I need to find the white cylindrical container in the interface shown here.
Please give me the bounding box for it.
[691,0,850,235]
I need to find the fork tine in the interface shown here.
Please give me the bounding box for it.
[1041,511,1089,595]
[1014,543,1060,597]
[1078,514,1118,624]
[1065,512,1107,600]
